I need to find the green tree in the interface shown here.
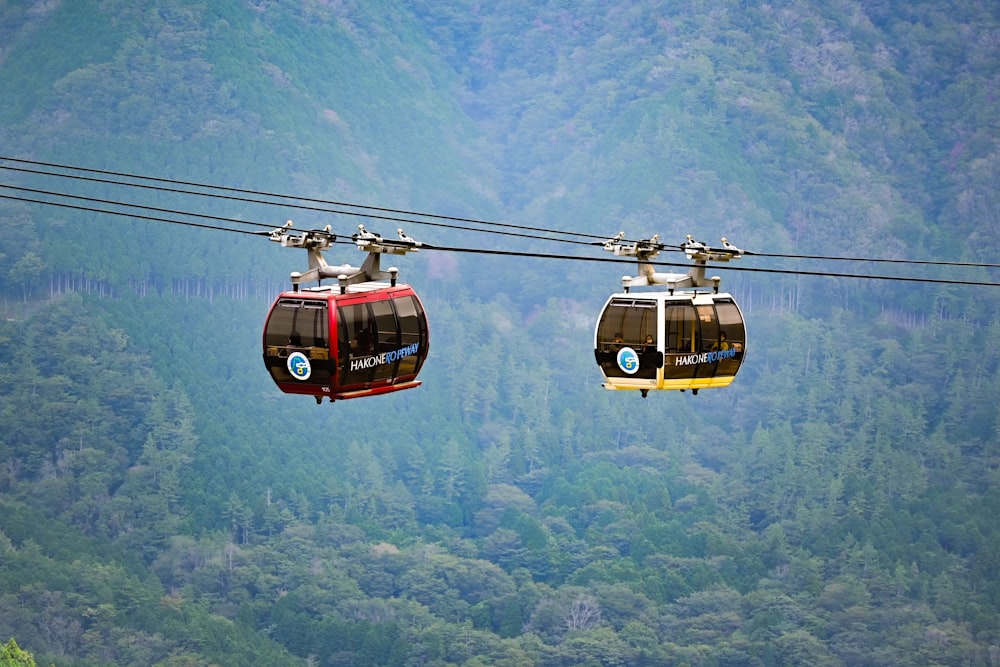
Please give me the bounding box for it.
[0,638,37,667]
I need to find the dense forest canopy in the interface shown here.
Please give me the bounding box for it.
[1,0,999,665]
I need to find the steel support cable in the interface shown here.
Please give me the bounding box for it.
[3,156,999,270]
[5,190,999,287]
[0,192,263,235]
[0,184,277,232]
[419,244,1000,288]
[5,190,1000,287]
[655,242,1000,269]
[0,169,599,247]
[9,167,999,273]
[0,156,607,243]
[0,156,1000,275]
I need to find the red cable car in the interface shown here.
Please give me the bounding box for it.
[262,224,429,403]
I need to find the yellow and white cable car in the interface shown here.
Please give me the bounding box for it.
[594,235,747,396]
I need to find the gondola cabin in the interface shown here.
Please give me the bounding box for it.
[263,282,429,402]
[594,290,745,394]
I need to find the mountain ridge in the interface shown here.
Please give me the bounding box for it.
[1,2,999,665]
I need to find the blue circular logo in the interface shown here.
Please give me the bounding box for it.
[617,346,640,374]
[287,352,312,380]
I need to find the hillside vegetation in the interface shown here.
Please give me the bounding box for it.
[1,1,999,665]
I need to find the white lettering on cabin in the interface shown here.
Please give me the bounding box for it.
[350,343,420,372]
[672,348,738,367]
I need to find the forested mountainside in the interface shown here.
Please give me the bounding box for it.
[407,0,1000,249]
[1,1,999,665]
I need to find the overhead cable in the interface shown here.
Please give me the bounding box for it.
[0,156,605,245]
[3,191,998,288]
[0,192,262,236]
[4,156,998,271]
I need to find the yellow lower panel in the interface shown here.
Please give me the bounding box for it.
[602,375,736,391]
[661,376,736,390]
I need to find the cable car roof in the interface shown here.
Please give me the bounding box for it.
[296,281,404,296]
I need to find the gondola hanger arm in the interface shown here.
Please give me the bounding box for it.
[354,224,422,255]
[603,234,743,292]
[270,221,422,290]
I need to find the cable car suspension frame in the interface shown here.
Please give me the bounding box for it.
[269,221,422,291]
[603,232,743,292]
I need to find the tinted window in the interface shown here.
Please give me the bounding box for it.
[714,299,745,376]
[338,302,376,386]
[337,296,428,387]
[264,298,328,348]
[597,299,656,350]
[262,298,332,386]
[664,304,698,353]
[395,295,427,377]
[596,299,658,380]
[371,299,399,381]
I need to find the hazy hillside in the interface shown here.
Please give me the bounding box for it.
[427,1,1000,247]
[1,1,999,665]
[405,0,1000,313]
